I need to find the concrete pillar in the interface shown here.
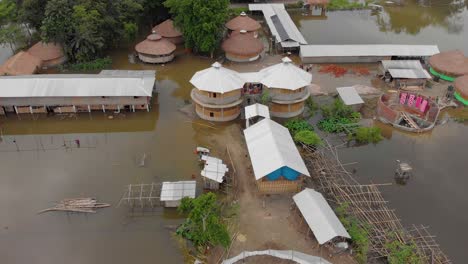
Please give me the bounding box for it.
[146,104,149,112]
[116,105,120,113]
[88,105,91,113]
[29,106,33,114]
[102,105,105,113]
[132,105,135,112]
[14,106,18,115]
[73,105,76,113]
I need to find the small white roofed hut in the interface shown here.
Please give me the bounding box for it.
[135,33,176,64]
[244,118,310,193]
[336,86,364,111]
[201,156,229,190]
[380,60,431,90]
[259,57,312,118]
[190,62,245,121]
[244,103,270,127]
[160,181,196,207]
[293,188,351,244]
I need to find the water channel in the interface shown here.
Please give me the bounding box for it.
[1,1,467,263]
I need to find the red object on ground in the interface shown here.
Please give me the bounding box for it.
[319,64,348,77]
[351,67,370,76]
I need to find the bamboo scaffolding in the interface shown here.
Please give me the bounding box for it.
[301,141,451,264]
[38,198,110,214]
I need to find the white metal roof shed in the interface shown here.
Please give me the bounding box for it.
[300,45,440,58]
[201,159,229,183]
[381,60,424,70]
[160,181,196,201]
[0,70,156,98]
[293,188,351,245]
[245,103,270,120]
[190,62,245,94]
[388,69,432,79]
[336,87,364,106]
[243,118,310,180]
[259,57,312,90]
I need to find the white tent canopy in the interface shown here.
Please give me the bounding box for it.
[243,118,310,180]
[245,103,270,120]
[293,188,351,245]
[336,87,364,106]
[160,181,196,201]
[190,62,245,94]
[201,156,228,183]
[259,57,312,90]
[0,70,155,98]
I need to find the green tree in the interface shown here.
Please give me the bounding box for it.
[165,0,229,55]
[70,5,105,61]
[0,24,26,53]
[352,126,384,144]
[19,0,48,30]
[41,0,73,45]
[176,193,230,249]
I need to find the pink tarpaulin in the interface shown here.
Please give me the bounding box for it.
[415,96,423,107]
[420,99,428,112]
[400,93,407,105]
[407,94,416,107]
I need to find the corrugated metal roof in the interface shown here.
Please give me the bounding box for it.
[388,69,431,79]
[381,60,423,70]
[190,62,244,93]
[243,118,310,180]
[300,45,440,58]
[245,103,270,119]
[336,87,364,105]
[160,181,196,201]
[201,157,229,183]
[249,4,307,48]
[0,70,155,97]
[238,72,264,83]
[293,188,351,245]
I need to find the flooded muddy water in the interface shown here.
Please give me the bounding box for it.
[1,1,468,263]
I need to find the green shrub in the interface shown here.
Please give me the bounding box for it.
[294,130,322,146]
[352,126,383,144]
[328,0,365,10]
[228,7,249,17]
[260,90,270,105]
[285,118,313,136]
[321,98,360,120]
[305,97,318,114]
[61,57,112,71]
[285,1,304,9]
[318,117,358,133]
[385,233,423,264]
[336,203,369,264]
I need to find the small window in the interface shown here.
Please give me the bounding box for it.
[134,96,139,99]
[213,93,217,98]
[101,96,107,99]
[209,112,214,117]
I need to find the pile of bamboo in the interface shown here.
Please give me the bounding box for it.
[38,198,110,214]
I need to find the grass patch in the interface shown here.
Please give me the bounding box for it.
[294,130,323,146]
[328,0,365,10]
[350,126,384,144]
[60,57,112,72]
[285,118,314,136]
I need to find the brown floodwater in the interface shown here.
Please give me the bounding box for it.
[1,1,468,263]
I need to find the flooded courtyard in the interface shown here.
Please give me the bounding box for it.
[1,1,468,263]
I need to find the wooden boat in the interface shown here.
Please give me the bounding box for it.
[376,92,440,133]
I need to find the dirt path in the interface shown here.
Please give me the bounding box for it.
[205,124,354,264]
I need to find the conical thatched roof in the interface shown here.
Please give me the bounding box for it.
[28,42,65,61]
[0,51,42,76]
[454,75,468,100]
[190,62,245,94]
[152,19,182,38]
[226,12,261,32]
[429,50,468,77]
[135,33,176,55]
[259,57,312,90]
[222,30,264,56]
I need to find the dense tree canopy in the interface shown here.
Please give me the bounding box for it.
[176,193,230,248]
[165,0,229,54]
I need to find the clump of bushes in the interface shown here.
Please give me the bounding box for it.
[285,118,314,135]
[336,203,370,264]
[285,0,304,9]
[318,99,360,133]
[228,7,249,17]
[351,126,384,144]
[328,0,365,10]
[385,232,423,264]
[294,130,322,146]
[60,57,112,72]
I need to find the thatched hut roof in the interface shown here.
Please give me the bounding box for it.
[152,19,182,38]
[135,33,176,56]
[27,42,65,62]
[222,30,264,57]
[454,75,468,100]
[226,12,261,32]
[429,50,468,77]
[0,51,42,76]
